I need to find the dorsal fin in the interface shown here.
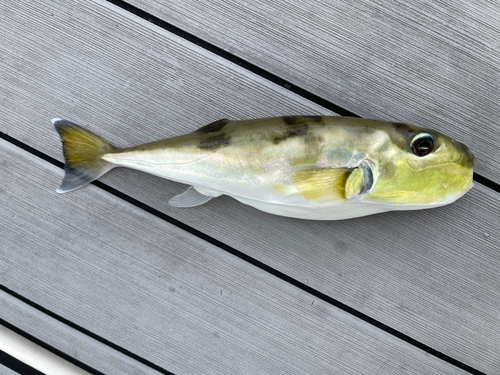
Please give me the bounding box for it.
[193,119,229,133]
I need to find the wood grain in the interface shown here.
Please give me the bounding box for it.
[0,139,471,375]
[0,364,19,375]
[0,0,499,372]
[0,290,163,375]
[127,0,500,184]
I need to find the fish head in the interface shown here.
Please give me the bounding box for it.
[365,123,475,206]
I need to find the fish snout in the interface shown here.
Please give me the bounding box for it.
[458,142,476,168]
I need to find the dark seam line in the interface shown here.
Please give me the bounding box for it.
[105,0,359,118]
[103,0,499,195]
[0,286,175,375]
[473,173,498,192]
[0,131,486,375]
[0,349,45,375]
[0,318,103,375]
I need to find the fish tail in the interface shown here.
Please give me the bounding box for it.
[53,118,117,193]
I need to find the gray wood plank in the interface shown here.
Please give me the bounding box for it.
[0,364,19,375]
[0,290,162,375]
[127,0,500,184]
[0,139,470,375]
[0,0,498,372]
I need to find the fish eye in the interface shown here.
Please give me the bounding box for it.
[410,133,435,157]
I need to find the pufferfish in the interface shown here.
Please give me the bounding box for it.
[53,116,475,220]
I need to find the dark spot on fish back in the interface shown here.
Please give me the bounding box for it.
[273,127,310,144]
[284,125,308,138]
[194,119,229,133]
[273,136,285,144]
[282,116,322,126]
[302,116,323,124]
[272,119,310,144]
[392,122,418,138]
[197,134,231,150]
[282,116,299,126]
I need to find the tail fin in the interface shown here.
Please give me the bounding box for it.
[53,119,117,193]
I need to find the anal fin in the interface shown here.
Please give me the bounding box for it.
[168,186,214,208]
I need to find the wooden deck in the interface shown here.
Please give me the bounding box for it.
[1,1,499,374]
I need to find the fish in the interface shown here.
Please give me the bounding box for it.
[53,116,475,220]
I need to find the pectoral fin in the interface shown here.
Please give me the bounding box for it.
[169,186,214,208]
[345,160,374,200]
[291,168,351,203]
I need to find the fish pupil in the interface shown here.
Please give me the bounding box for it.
[418,140,430,152]
[411,133,435,157]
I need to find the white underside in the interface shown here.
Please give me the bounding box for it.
[192,184,451,220]
[223,192,450,220]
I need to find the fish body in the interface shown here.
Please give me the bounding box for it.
[53,116,475,220]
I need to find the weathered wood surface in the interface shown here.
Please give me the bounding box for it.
[0,364,19,375]
[128,0,500,184]
[0,140,472,375]
[0,290,162,375]
[0,0,499,373]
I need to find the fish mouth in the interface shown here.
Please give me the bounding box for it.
[464,170,475,192]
